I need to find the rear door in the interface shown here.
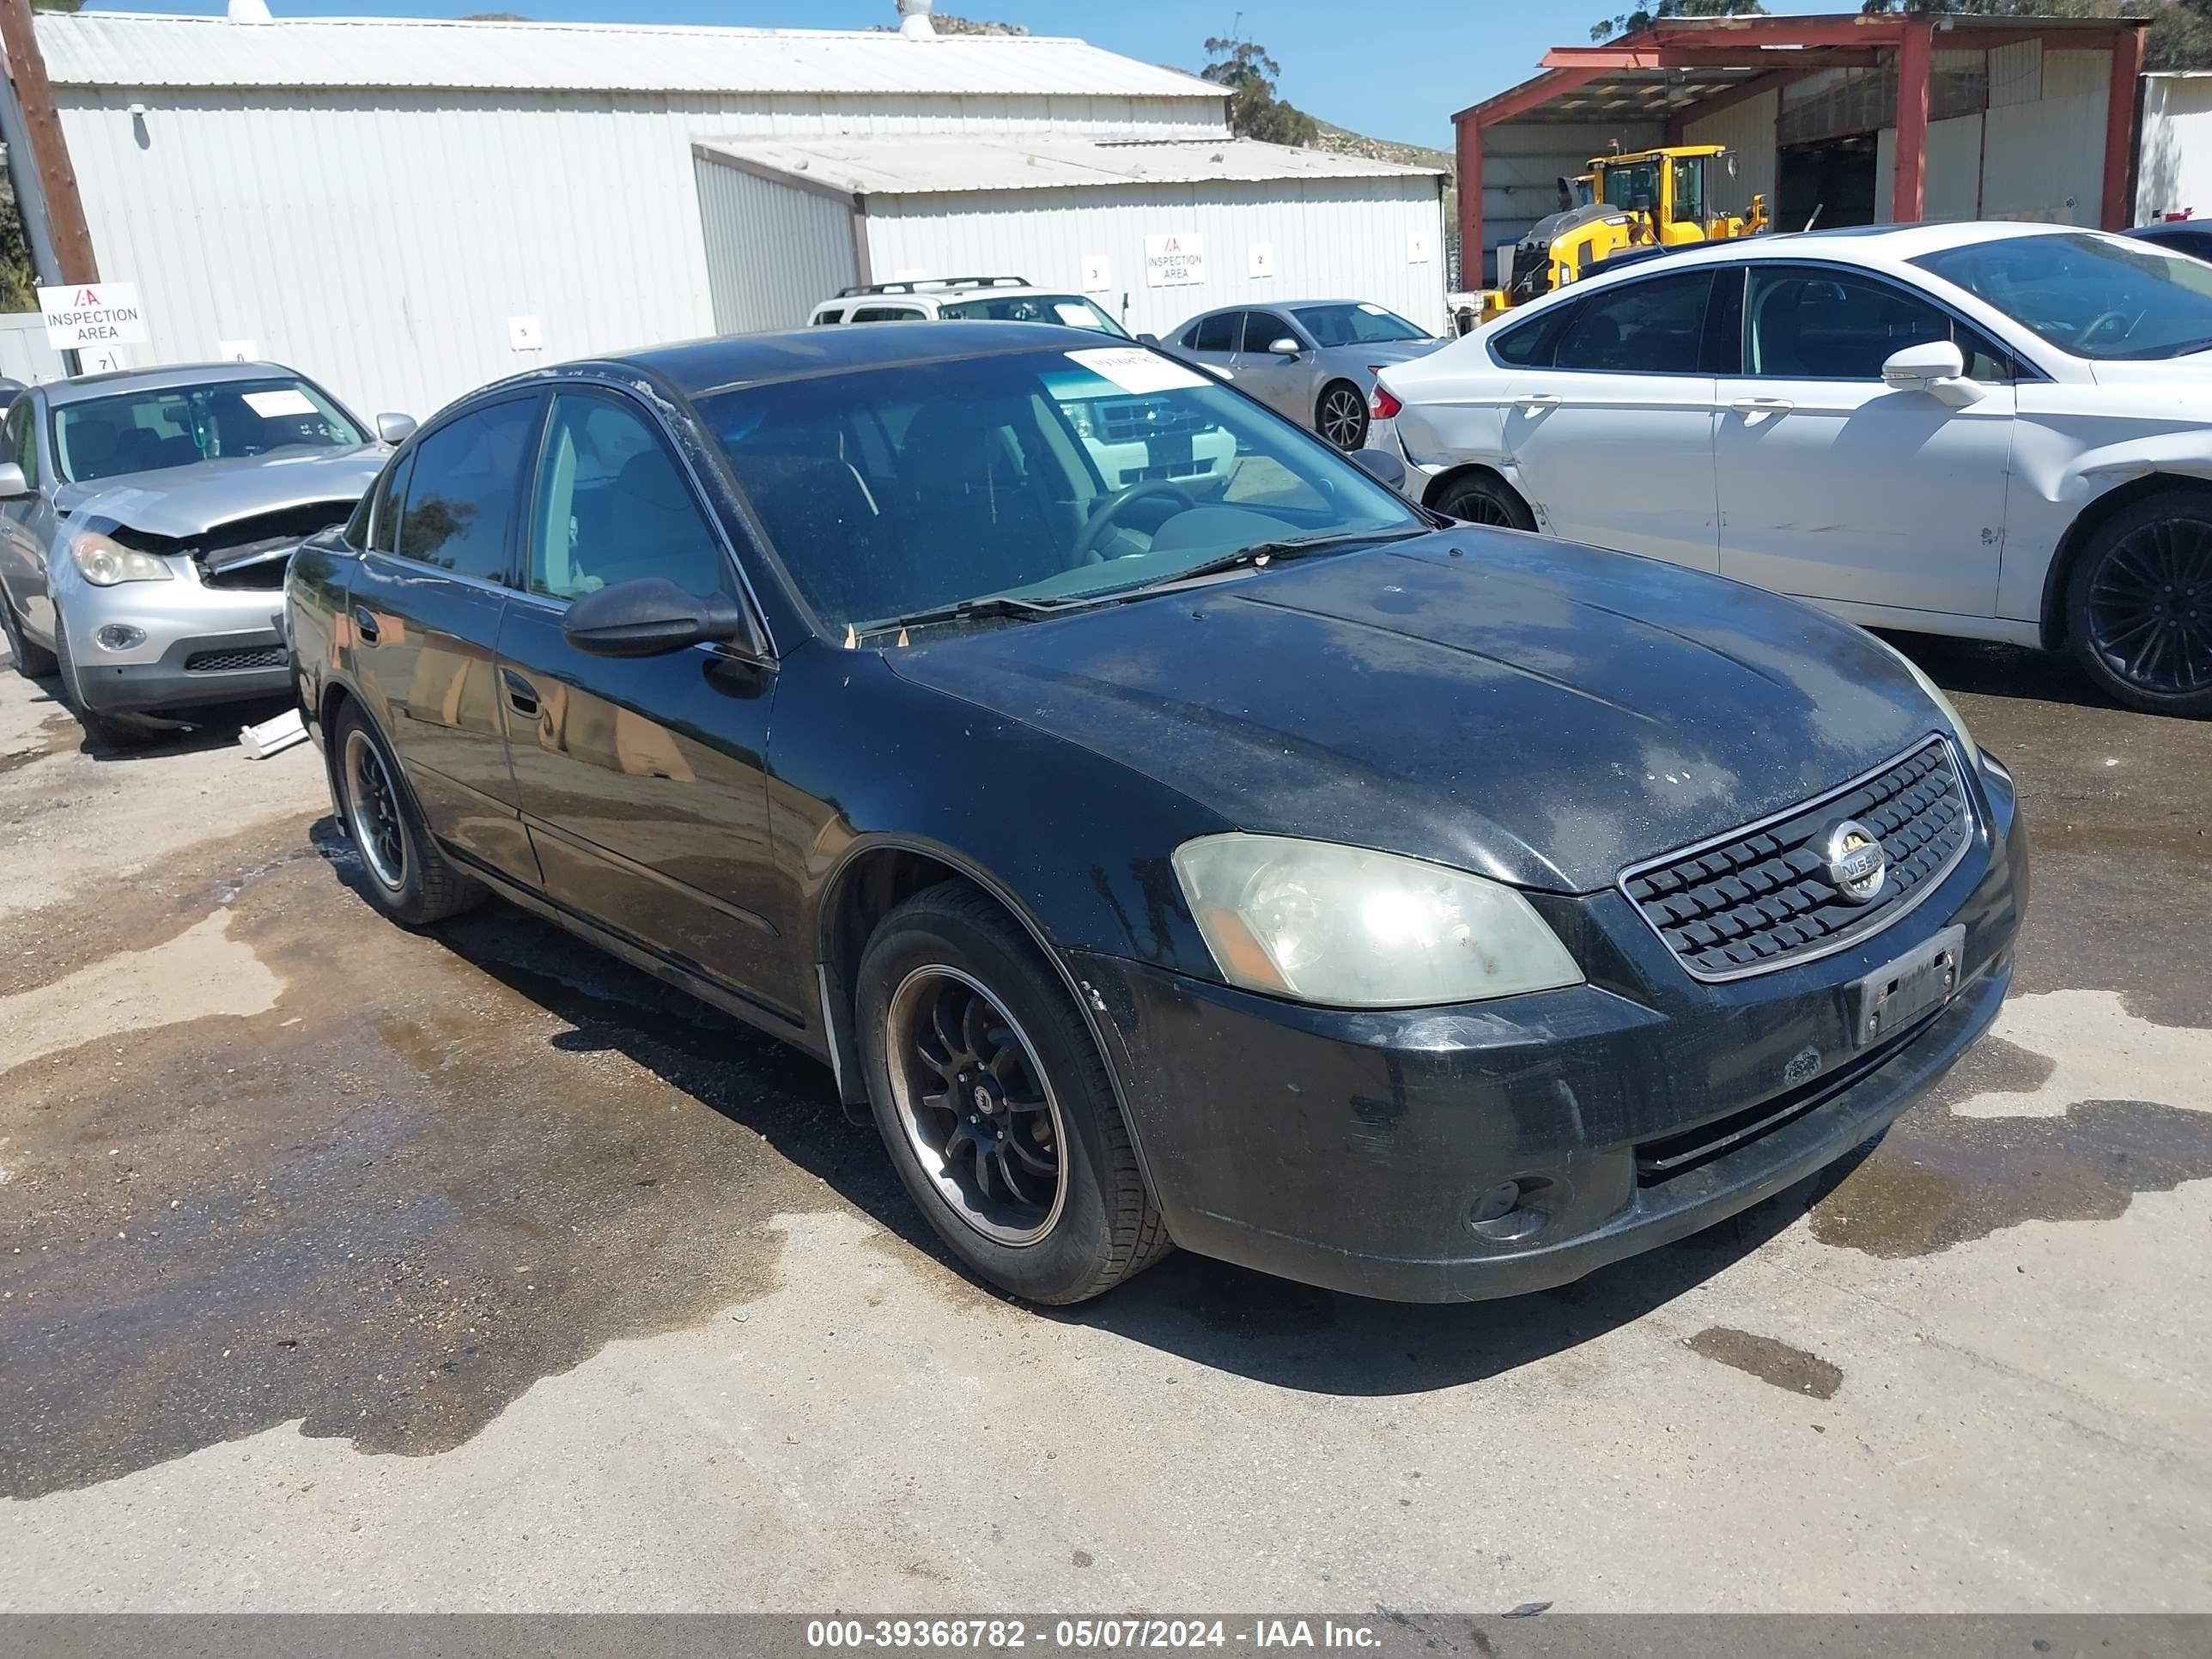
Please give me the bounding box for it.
[495,386,788,1019]
[1714,263,2014,617]
[1231,308,1309,422]
[1501,266,1723,572]
[1181,311,1243,380]
[346,392,544,887]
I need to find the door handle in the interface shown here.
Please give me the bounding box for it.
[1730,397,1795,415]
[1515,393,1562,410]
[501,668,541,720]
[351,605,380,645]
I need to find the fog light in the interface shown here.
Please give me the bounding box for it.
[94,623,146,651]
[1468,1177,1552,1244]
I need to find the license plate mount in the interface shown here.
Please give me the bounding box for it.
[1853,924,1966,1049]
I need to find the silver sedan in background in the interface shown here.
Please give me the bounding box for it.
[1158,301,1446,450]
[0,363,403,747]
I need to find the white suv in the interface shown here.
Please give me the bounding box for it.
[808,276,1128,333]
[812,277,1237,493]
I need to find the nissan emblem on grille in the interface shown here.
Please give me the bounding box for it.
[1820,818,1888,904]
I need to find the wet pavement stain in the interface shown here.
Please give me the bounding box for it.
[0,823,907,1500]
[0,712,80,777]
[1684,1327,1843,1399]
[1812,1097,2212,1260]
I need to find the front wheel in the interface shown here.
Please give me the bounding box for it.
[2066,489,2212,716]
[0,586,58,679]
[856,883,1170,1305]
[1316,381,1370,452]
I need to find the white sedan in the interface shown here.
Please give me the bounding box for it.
[1375,222,2212,714]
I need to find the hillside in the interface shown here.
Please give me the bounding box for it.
[1312,119,1455,182]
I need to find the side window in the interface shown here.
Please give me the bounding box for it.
[811,308,846,326]
[1243,311,1295,353]
[851,306,922,323]
[4,399,37,489]
[1670,156,1705,227]
[527,393,728,604]
[396,399,538,582]
[1490,303,1577,368]
[1555,272,1713,375]
[1193,312,1239,353]
[1747,267,2010,381]
[368,453,411,555]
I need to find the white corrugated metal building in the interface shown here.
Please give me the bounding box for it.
[15,7,1445,419]
[2138,73,2212,219]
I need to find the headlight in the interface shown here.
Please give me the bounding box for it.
[1872,634,1975,758]
[1171,834,1584,1009]
[70,531,174,587]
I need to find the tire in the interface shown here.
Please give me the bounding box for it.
[331,700,487,926]
[856,882,1170,1305]
[1433,470,1538,531]
[1316,380,1370,453]
[2064,486,2212,717]
[52,606,149,750]
[0,585,57,679]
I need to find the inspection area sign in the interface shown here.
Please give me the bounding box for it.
[39,283,149,350]
[1143,234,1207,288]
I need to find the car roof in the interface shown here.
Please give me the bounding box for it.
[41,360,307,408]
[602,321,1123,397]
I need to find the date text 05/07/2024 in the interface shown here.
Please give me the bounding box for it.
[804,1620,1383,1650]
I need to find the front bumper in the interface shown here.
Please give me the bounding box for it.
[1072,750,2028,1303]
[63,568,291,714]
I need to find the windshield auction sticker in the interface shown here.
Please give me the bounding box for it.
[1066,348,1206,396]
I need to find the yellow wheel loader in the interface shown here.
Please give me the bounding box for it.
[1467,145,1768,325]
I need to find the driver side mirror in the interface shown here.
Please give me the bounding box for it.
[562,576,748,659]
[1137,332,1161,347]
[375,412,417,445]
[1268,337,1303,358]
[0,462,25,501]
[1881,340,1983,407]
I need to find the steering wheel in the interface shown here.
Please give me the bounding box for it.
[1073,481,1198,563]
[2077,309,2136,349]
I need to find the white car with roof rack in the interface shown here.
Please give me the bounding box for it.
[811,277,1238,495]
[1374,220,2212,716]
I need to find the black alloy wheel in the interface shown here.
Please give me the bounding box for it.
[2069,489,2212,716]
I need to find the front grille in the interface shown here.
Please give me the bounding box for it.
[1622,738,1972,981]
[201,550,293,590]
[1093,398,1208,445]
[184,645,287,674]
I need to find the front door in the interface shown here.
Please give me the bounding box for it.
[1716,264,2014,617]
[1502,267,1723,572]
[1230,307,1309,422]
[346,393,544,886]
[0,397,59,639]
[495,387,788,1020]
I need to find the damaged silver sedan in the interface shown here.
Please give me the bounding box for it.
[0,362,404,746]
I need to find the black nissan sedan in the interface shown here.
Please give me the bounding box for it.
[286,323,2027,1306]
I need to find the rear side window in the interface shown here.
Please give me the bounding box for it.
[811,308,846,326]
[852,306,922,323]
[1490,303,1577,368]
[1555,271,1714,374]
[1193,313,1239,353]
[395,399,539,582]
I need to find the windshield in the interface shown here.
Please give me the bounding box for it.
[701,344,1421,632]
[52,376,364,484]
[937,294,1130,337]
[1913,232,2212,361]
[1291,304,1431,348]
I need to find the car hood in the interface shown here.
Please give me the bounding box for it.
[885,530,1949,893]
[56,446,386,538]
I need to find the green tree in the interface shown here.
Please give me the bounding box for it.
[1201,37,1320,147]
[1590,0,1766,45]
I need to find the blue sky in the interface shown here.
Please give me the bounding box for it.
[88,0,1852,150]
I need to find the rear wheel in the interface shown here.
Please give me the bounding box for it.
[1433,471,1537,531]
[1316,380,1370,452]
[52,606,148,750]
[332,702,486,925]
[857,883,1170,1305]
[0,586,57,679]
[2066,488,2212,717]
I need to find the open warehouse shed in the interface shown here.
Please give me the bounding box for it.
[1454,9,2148,291]
[1,4,1442,420]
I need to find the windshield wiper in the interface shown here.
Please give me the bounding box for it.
[1133,526,1433,591]
[852,592,1065,637]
